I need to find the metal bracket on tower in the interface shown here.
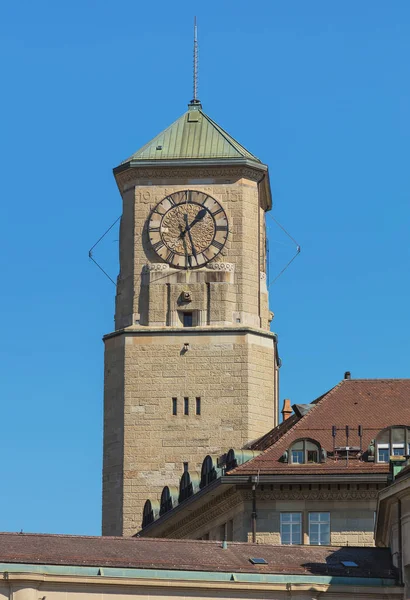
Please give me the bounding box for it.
[88,216,121,285]
[266,215,301,288]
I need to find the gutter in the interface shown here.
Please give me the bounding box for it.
[0,566,399,590]
[224,473,388,485]
[398,498,403,585]
[113,157,268,175]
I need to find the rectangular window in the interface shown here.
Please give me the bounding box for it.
[196,397,201,415]
[184,397,189,415]
[378,443,389,463]
[292,450,304,464]
[393,444,405,456]
[183,312,193,327]
[280,513,302,545]
[307,450,318,463]
[309,512,330,545]
[172,397,177,416]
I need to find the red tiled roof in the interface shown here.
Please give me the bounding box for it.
[232,379,410,475]
[0,532,395,579]
[246,413,299,450]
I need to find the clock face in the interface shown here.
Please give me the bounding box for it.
[148,190,229,269]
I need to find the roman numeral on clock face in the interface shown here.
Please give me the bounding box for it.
[152,206,166,215]
[152,240,165,252]
[211,207,224,217]
[211,239,224,251]
[166,250,176,264]
[215,225,228,232]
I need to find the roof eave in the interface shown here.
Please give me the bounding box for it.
[224,473,389,484]
[113,157,267,175]
[139,471,387,536]
[137,477,227,536]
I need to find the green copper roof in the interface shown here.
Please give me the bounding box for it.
[122,103,261,164]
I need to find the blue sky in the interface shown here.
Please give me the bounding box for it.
[0,1,409,535]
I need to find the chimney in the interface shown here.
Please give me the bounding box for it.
[344,371,351,380]
[281,399,292,421]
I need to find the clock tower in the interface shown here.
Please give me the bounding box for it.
[102,100,280,536]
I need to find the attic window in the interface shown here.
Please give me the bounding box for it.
[249,557,267,565]
[375,426,410,463]
[290,440,320,464]
[156,145,162,150]
[341,561,358,567]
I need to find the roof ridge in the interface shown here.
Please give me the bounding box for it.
[247,413,299,450]
[200,111,260,161]
[228,381,346,473]
[344,378,410,382]
[261,381,345,454]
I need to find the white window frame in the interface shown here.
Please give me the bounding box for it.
[291,450,304,464]
[392,444,405,456]
[377,443,389,463]
[308,512,330,546]
[280,512,302,545]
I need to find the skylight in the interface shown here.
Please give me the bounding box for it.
[341,561,358,567]
[249,557,267,565]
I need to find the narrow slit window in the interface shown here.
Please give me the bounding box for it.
[184,397,189,415]
[172,397,177,416]
[196,397,201,415]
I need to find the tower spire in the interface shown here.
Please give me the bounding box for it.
[190,17,201,107]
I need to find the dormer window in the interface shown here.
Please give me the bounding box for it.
[290,440,320,464]
[376,426,410,463]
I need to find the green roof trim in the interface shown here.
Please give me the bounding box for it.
[0,563,397,587]
[121,103,262,164]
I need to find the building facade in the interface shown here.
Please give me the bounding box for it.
[376,459,410,596]
[140,377,410,547]
[102,101,280,536]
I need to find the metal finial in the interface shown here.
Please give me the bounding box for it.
[192,17,199,104]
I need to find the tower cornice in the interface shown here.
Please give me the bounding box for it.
[113,161,272,211]
[103,325,278,342]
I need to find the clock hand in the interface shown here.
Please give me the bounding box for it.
[182,212,197,259]
[187,208,207,230]
[180,226,191,267]
[186,226,197,259]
